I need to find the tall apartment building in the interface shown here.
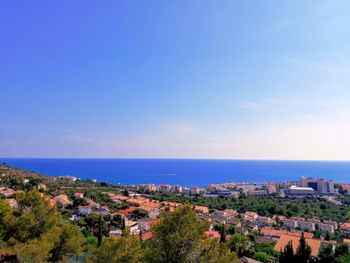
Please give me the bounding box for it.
[299,177,334,194]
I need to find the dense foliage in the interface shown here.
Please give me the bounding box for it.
[0,189,83,262]
[149,193,350,222]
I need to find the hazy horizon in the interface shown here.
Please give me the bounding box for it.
[2,1,350,160]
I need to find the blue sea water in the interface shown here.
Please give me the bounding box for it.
[1,158,350,187]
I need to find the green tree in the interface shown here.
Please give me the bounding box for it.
[220,223,226,243]
[229,233,252,257]
[0,189,83,263]
[143,205,208,263]
[253,251,270,263]
[279,241,295,263]
[195,239,238,263]
[317,245,335,263]
[296,233,312,263]
[88,236,142,263]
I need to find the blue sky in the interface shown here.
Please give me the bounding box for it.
[1,0,350,160]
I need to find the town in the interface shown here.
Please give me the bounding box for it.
[1,164,350,262]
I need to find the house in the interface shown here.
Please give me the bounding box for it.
[4,199,17,209]
[53,194,72,208]
[240,257,263,263]
[78,205,93,215]
[94,206,110,216]
[282,219,298,229]
[109,229,122,237]
[267,184,277,194]
[125,220,139,234]
[138,218,158,232]
[236,227,249,235]
[323,220,338,230]
[73,192,84,198]
[274,235,322,257]
[37,183,47,191]
[205,230,221,239]
[260,227,313,240]
[243,212,258,221]
[141,231,153,241]
[194,205,209,214]
[319,223,335,234]
[299,221,316,232]
[247,190,268,196]
[0,188,22,197]
[159,184,171,193]
[340,223,350,237]
[257,216,276,227]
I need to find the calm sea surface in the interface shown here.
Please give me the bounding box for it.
[1,158,350,187]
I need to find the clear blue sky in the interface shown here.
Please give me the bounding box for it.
[1,1,350,160]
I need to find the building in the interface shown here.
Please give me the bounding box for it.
[109,229,122,237]
[159,184,171,193]
[73,192,84,198]
[319,223,335,234]
[125,220,139,234]
[143,184,158,192]
[247,190,268,196]
[340,223,350,238]
[299,221,316,232]
[205,230,221,239]
[190,186,200,195]
[172,185,183,193]
[53,194,72,208]
[282,219,298,229]
[260,227,313,239]
[299,177,334,194]
[267,184,277,194]
[243,212,258,221]
[286,186,315,195]
[257,216,276,227]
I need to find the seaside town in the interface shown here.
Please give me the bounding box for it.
[1,164,350,262]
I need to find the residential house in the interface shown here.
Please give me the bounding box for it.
[243,212,258,221]
[257,216,276,227]
[282,219,298,230]
[109,229,122,237]
[125,220,139,235]
[205,230,221,239]
[299,221,316,232]
[53,194,72,208]
[319,223,335,234]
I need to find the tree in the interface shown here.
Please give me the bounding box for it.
[317,245,335,263]
[220,223,226,243]
[253,251,270,263]
[88,236,142,263]
[0,189,83,262]
[110,214,124,229]
[195,239,238,263]
[279,241,295,263]
[229,234,252,257]
[143,205,208,263]
[98,214,103,247]
[296,233,312,263]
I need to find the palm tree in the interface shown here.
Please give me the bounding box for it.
[229,233,252,257]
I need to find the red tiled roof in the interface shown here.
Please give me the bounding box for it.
[205,230,221,239]
[142,231,153,241]
[261,227,313,239]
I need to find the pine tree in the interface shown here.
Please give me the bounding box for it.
[220,224,226,243]
[279,241,294,263]
[296,232,312,263]
[97,213,103,247]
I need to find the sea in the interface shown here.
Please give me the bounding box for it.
[1,158,350,187]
